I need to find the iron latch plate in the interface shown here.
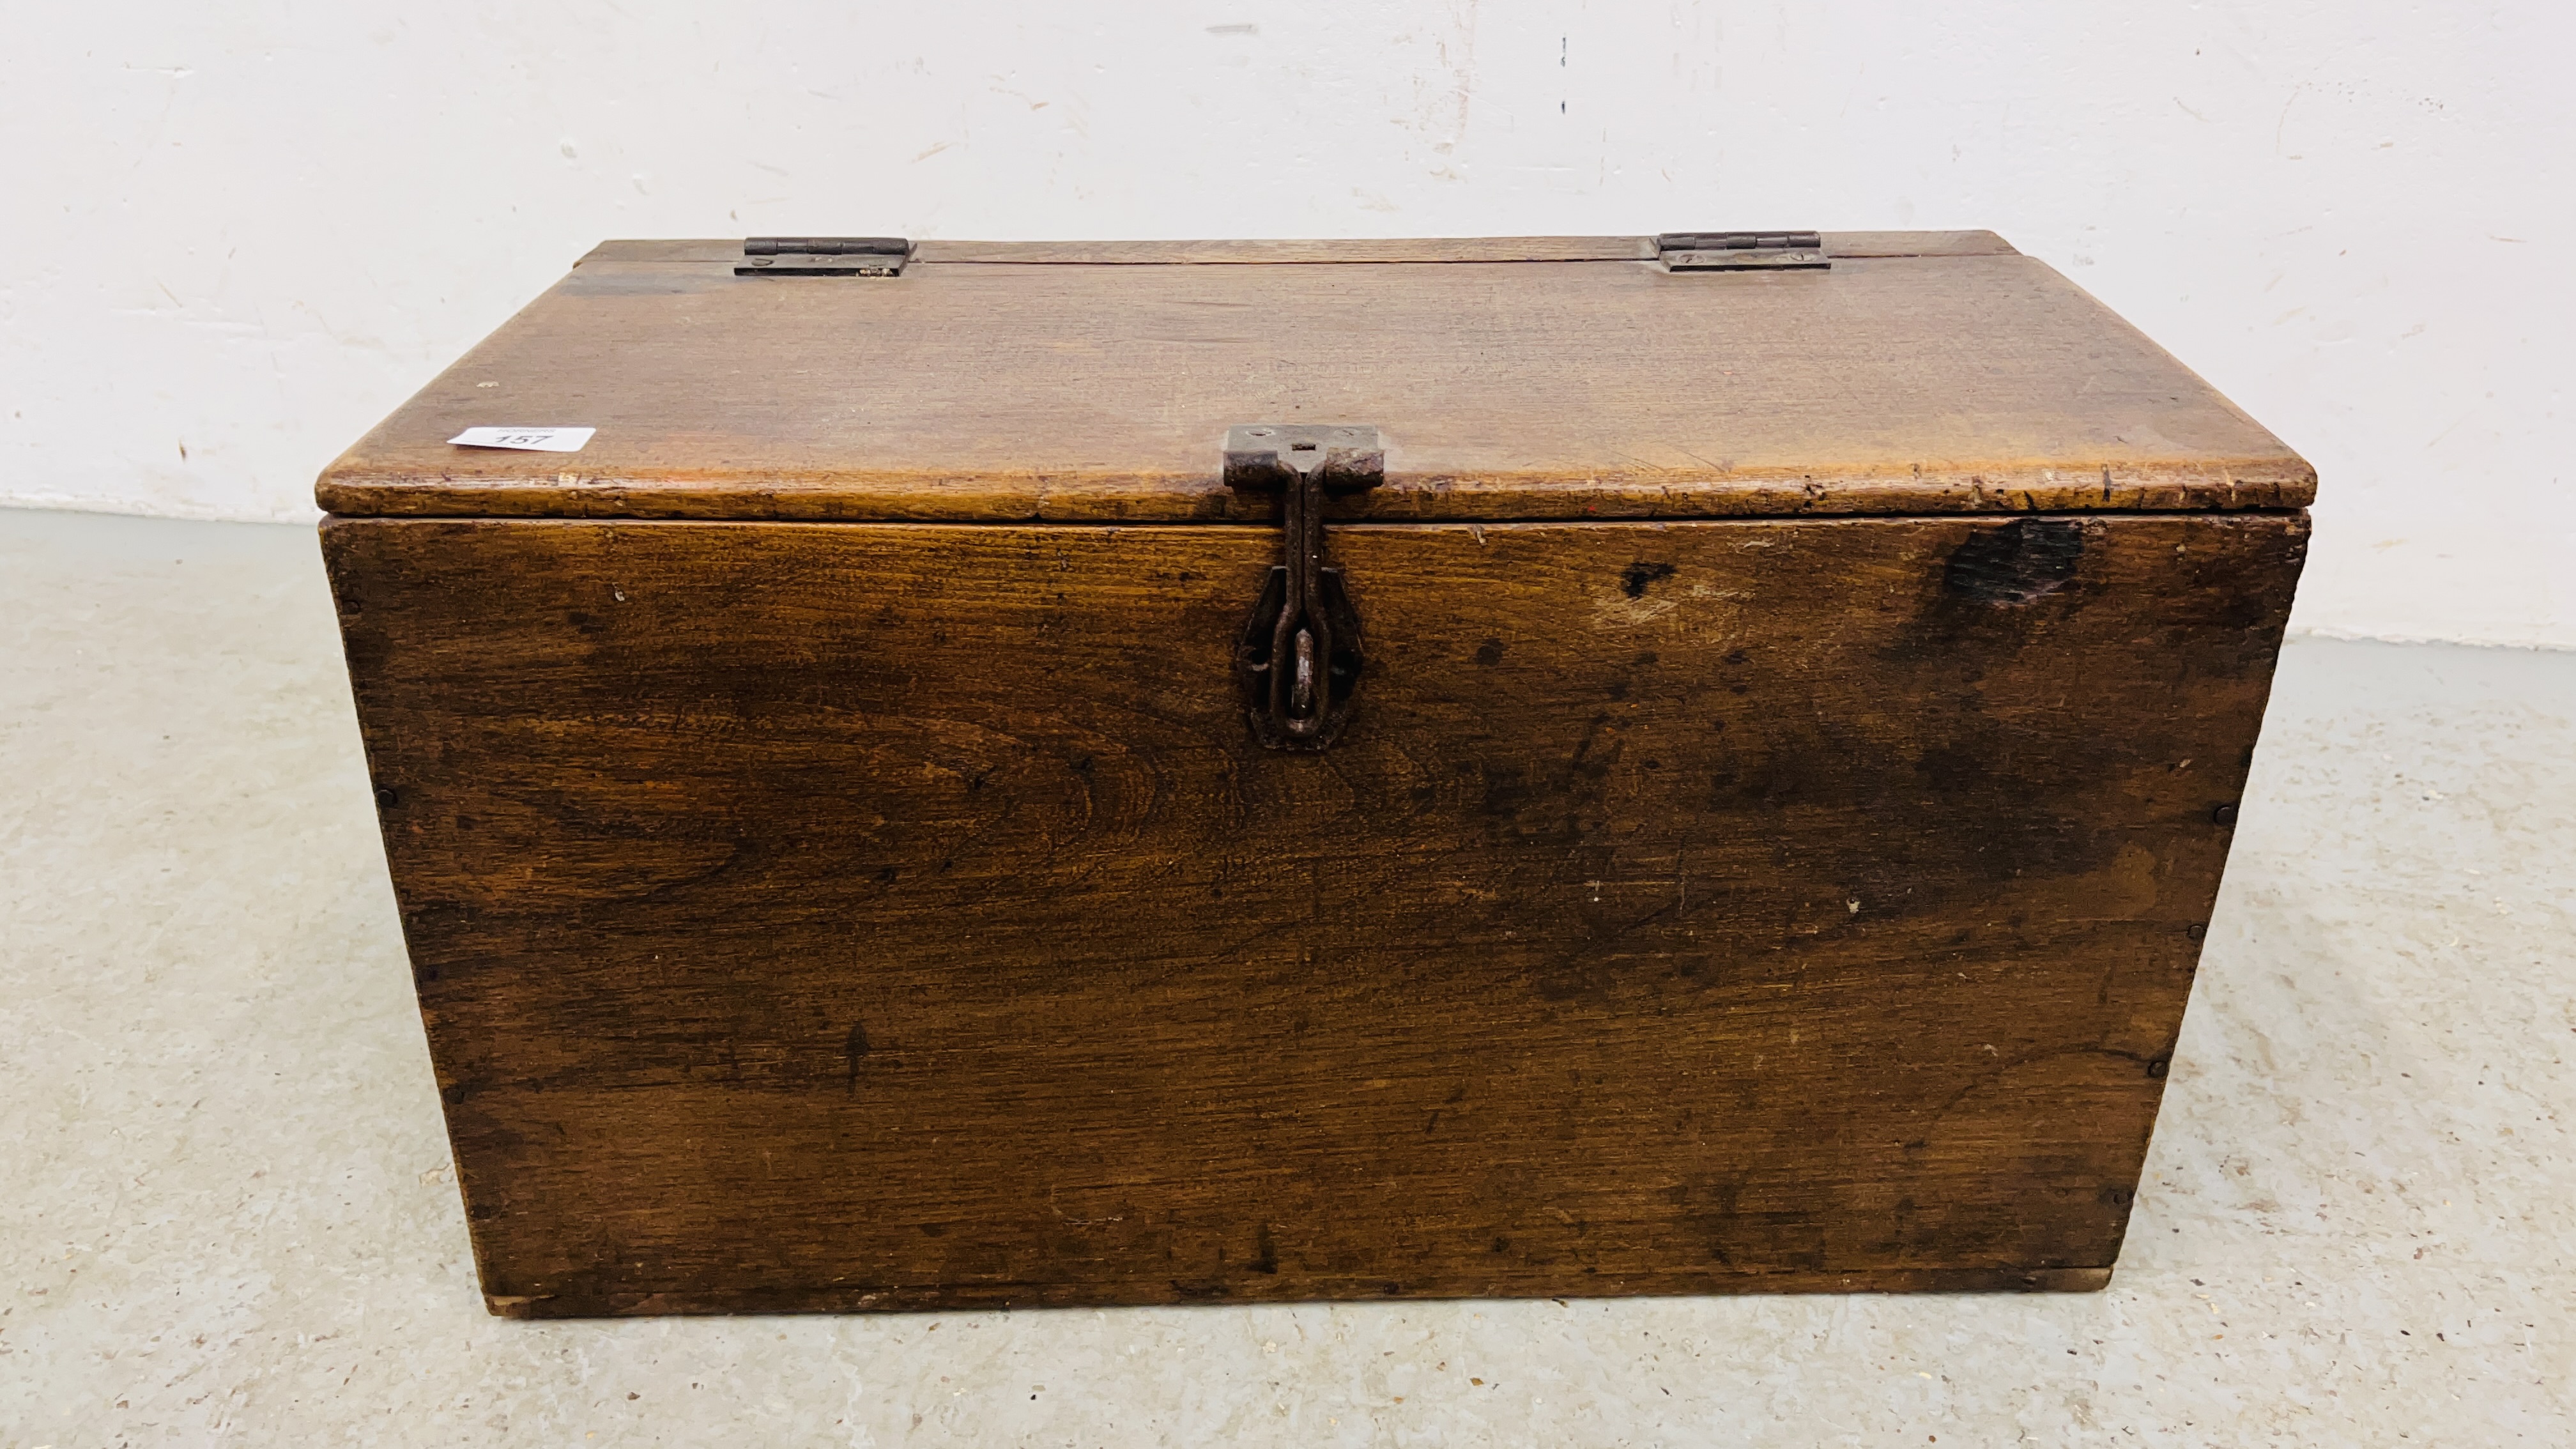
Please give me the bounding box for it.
[1222,424,1385,493]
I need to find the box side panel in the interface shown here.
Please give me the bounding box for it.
[323,512,2304,1315]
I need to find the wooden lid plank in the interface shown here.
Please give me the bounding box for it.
[318,234,2310,521]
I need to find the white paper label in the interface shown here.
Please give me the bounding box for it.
[448,425,595,453]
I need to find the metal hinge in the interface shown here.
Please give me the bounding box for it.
[1656,231,1829,272]
[736,237,910,277]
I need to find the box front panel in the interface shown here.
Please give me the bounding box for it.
[326,513,2303,1315]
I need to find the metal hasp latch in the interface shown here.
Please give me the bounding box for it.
[1226,424,1383,751]
[735,237,910,276]
[1657,231,1829,272]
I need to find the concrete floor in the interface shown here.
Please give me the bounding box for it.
[3,505,2570,1447]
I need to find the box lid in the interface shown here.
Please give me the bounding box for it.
[316,232,2312,522]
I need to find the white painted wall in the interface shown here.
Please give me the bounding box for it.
[6,3,2567,645]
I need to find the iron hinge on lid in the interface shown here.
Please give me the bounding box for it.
[736,237,910,277]
[1225,424,1383,752]
[1656,231,1829,272]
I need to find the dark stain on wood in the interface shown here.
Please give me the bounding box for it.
[1943,518,2085,604]
[1619,561,1676,598]
[841,1022,871,1095]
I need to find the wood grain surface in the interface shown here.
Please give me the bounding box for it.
[316,238,2309,524]
[555,233,2020,267]
[919,231,2018,264]
[326,510,2306,1316]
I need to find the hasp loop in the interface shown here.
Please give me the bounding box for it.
[1226,425,1382,751]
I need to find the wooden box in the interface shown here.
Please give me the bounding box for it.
[320,231,2309,1317]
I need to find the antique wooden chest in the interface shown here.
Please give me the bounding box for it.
[320,231,2310,1317]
